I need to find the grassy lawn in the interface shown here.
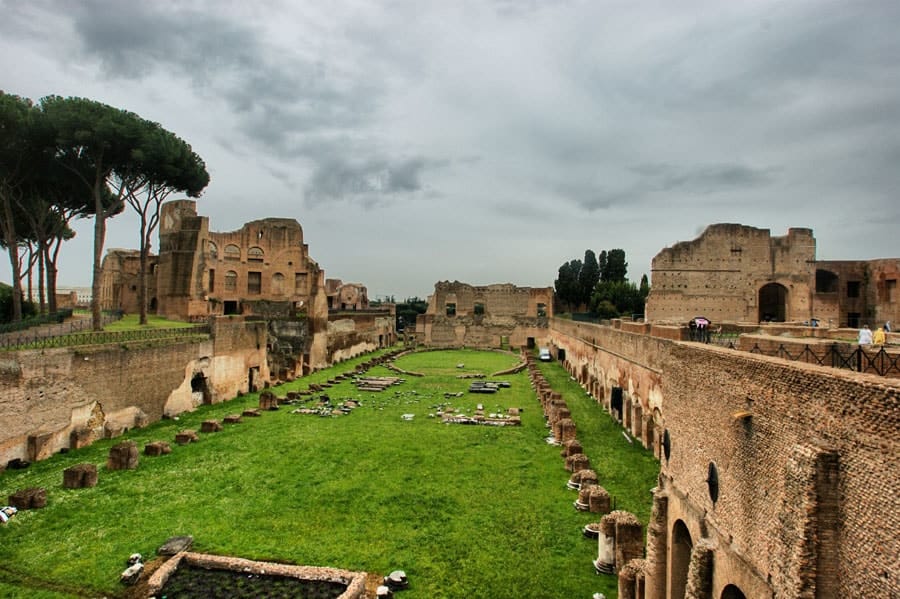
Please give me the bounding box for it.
[103,314,199,331]
[0,349,659,598]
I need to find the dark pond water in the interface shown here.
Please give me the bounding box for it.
[158,564,348,599]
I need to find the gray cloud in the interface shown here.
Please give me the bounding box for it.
[2,0,900,298]
[305,156,443,207]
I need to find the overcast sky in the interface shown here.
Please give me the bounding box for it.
[2,0,899,300]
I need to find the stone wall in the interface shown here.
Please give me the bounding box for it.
[0,318,267,466]
[326,311,396,365]
[646,224,816,324]
[548,317,899,598]
[421,281,553,348]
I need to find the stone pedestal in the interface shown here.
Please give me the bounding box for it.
[175,430,199,445]
[144,441,172,456]
[200,419,223,433]
[107,441,139,470]
[63,463,98,489]
[9,487,47,509]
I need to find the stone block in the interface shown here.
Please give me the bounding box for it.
[104,422,126,439]
[258,391,278,410]
[200,419,223,433]
[9,487,47,510]
[70,427,95,450]
[28,431,55,462]
[175,430,199,445]
[63,463,98,489]
[107,441,139,470]
[144,441,172,456]
[223,414,242,424]
[242,409,261,418]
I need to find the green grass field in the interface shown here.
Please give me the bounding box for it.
[0,349,659,598]
[103,314,199,331]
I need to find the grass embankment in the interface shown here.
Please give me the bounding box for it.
[103,314,198,331]
[0,348,659,598]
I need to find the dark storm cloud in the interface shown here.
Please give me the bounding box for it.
[304,156,443,207]
[52,2,378,152]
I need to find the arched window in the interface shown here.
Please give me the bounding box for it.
[272,273,285,295]
[208,241,218,260]
[224,271,237,291]
[224,244,241,261]
[248,246,264,262]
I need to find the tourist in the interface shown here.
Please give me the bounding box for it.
[858,324,873,345]
[885,321,892,333]
[873,326,886,345]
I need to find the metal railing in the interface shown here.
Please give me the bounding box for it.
[731,341,900,377]
[0,323,210,351]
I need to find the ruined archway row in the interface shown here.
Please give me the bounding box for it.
[543,323,761,599]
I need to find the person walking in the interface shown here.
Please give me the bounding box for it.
[858,324,873,345]
[873,326,886,345]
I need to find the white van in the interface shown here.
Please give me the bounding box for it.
[539,347,552,361]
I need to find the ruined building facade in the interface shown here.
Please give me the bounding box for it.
[417,281,553,348]
[100,200,393,373]
[645,224,900,327]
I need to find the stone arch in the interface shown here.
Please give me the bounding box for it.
[670,519,693,599]
[248,246,264,262]
[721,584,747,599]
[758,282,788,322]
[224,244,241,261]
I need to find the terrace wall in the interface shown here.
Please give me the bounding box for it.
[0,317,267,466]
[548,317,899,598]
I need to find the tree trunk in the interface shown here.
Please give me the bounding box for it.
[0,196,23,321]
[45,241,58,314]
[91,192,106,331]
[37,246,46,315]
[138,212,148,325]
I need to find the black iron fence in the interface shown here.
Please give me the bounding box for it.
[0,324,210,351]
[722,340,900,377]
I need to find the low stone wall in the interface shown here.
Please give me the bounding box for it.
[0,318,267,466]
[146,552,367,599]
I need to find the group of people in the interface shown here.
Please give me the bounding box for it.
[858,322,890,346]
[688,317,712,343]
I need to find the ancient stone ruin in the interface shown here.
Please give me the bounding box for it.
[63,463,98,489]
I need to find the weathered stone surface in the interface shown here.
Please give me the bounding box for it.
[157,535,194,556]
[174,430,199,445]
[9,487,47,509]
[27,431,55,462]
[259,391,279,410]
[107,441,139,470]
[144,441,172,456]
[63,463,98,489]
[223,414,242,424]
[200,419,223,433]
[69,427,96,450]
[242,408,261,418]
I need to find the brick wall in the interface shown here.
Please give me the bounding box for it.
[549,317,900,597]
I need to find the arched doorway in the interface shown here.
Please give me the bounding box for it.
[670,520,693,599]
[758,283,787,322]
[721,584,747,599]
